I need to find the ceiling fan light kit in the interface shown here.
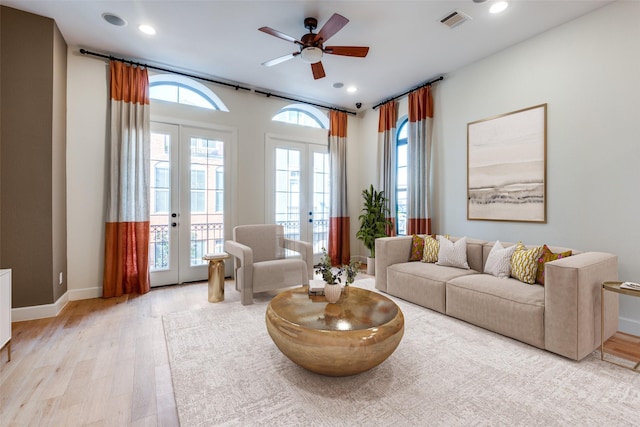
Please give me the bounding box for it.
[300,47,323,64]
[259,13,370,80]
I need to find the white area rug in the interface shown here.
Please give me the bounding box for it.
[163,279,640,426]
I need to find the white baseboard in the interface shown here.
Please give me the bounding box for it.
[12,292,69,322]
[619,316,640,336]
[11,286,102,322]
[68,286,102,301]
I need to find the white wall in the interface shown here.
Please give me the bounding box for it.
[66,51,362,299]
[432,0,640,333]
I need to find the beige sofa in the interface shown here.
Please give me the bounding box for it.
[375,236,619,361]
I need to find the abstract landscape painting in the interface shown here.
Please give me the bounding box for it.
[467,104,546,222]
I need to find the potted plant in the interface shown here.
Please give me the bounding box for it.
[314,249,361,302]
[314,248,343,303]
[356,184,392,275]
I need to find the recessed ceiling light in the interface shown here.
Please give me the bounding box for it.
[346,86,357,93]
[138,24,156,35]
[332,82,344,89]
[102,13,127,27]
[490,1,509,14]
[473,0,488,3]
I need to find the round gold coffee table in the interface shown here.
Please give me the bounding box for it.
[265,285,404,377]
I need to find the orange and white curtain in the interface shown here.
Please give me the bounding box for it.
[103,61,151,298]
[407,86,434,235]
[378,100,397,236]
[328,110,350,265]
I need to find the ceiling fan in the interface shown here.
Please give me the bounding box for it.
[259,13,369,80]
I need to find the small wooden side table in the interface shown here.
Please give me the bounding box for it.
[601,281,640,372]
[203,253,229,303]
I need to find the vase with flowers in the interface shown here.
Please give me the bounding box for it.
[314,249,361,303]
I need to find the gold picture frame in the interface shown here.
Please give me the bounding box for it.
[467,104,547,223]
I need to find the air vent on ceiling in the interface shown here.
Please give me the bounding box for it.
[440,10,472,29]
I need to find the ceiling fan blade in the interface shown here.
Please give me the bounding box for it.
[311,62,326,80]
[314,13,349,43]
[324,46,369,57]
[261,52,299,67]
[259,27,303,45]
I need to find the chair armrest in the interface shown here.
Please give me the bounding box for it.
[284,238,314,279]
[224,240,255,305]
[224,240,253,268]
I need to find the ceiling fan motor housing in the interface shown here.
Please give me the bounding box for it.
[304,17,318,31]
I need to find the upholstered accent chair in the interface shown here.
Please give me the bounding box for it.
[224,224,313,305]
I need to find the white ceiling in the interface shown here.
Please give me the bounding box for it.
[1,0,612,111]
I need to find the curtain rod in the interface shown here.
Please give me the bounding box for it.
[372,76,444,110]
[80,49,252,92]
[79,48,355,115]
[254,90,356,116]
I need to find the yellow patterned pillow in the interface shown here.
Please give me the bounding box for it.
[510,242,544,284]
[409,234,425,261]
[422,235,448,263]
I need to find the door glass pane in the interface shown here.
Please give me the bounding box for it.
[275,148,301,240]
[190,137,224,266]
[150,133,171,271]
[397,142,408,235]
[312,151,330,253]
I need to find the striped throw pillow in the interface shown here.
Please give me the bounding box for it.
[435,236,469,269]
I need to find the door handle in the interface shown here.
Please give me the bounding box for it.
[171,213,177,218]
[171,222,177,227]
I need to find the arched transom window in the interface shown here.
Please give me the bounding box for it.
[272,104,329,129]
[149,74,229,112]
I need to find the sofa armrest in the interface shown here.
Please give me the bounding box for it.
[544,252,619,361]
[284,238,314,279]
[224,240,254,304]
[375,236,413,292]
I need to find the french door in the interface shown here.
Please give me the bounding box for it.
[149,122,231,287]
[266,134,330,263]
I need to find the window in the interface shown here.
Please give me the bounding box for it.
[272,104,329,129]
[149,74,229,111]
[154,162,170,214]
[396,119,408,236]
[191,166,206,213]
[215,167,224,212]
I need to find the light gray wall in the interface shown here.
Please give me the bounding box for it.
[432,0,640,333]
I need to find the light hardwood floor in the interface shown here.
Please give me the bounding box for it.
[0,280,236,427]
[3,276,637,425]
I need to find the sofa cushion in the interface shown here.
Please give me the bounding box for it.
[446,274,545,349]
[436,236,470,269]
[484,240,517,279]
[511,242,544,284]
[387,262,479,313]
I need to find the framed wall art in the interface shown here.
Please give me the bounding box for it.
[467,104,547,223]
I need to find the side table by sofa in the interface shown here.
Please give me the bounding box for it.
[203,253,229,302]
[601,281,640,371]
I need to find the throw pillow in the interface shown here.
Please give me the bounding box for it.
[536,245,572,286]
[436,236,470,269]
[421,235,440,263]
[510,242,544,284]
[409,234,425,261]
[484,240,517,279]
